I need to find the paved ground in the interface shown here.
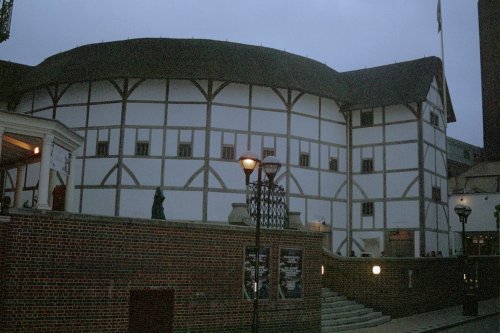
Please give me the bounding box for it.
[435,315,499,333]
[346,297,499,333]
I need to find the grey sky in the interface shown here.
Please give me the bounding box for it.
[0,0,483,147]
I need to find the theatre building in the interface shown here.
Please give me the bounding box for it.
[0,38,455,256]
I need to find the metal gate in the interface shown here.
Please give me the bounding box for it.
[247,181,288,229]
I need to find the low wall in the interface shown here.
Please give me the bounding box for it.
[0,210,323,332]
[321,251,500,318]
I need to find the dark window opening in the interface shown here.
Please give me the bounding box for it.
[299,153,310,167]
[361,110,374,127]
[96,141,109,157]
[178,143,192,158]
[222,145,235,160]
[329,158,338,171]
[362,202,374,216]
[135,141,149,156]
[362,159,374,173]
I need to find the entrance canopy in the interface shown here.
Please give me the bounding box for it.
[0,111,83,211]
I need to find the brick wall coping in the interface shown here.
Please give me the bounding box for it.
[8,208,322,239]
[323,249,499,262]
[0,215,10,223]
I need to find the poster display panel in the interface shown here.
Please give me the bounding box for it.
[278,248,302,299]
[243,246,270,300]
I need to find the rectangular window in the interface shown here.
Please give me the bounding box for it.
[361,110,374,127]
[299,153,309,167]
[262,148,275,159]
[362,159,374,173]
[432,186,441,202]
[96,141,109,157]
[135,141,149,156]
[221,145,235,160]
[362,202,374,216]
[178,143,192,158]
[329,157,338,171]
[430,112,439,127]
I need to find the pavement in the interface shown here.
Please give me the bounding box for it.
[346,297,499,333]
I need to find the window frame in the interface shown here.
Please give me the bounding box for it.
[221,145,235,160]
[135,141,149,157]
[329,157,338,172]
[96,141,109,157]
[262,148,275,159]
[362,202,374,216]
[361,159,374,173]
[299,153,310,167]
[178,142,193,158]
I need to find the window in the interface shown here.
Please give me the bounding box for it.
[178,143,192,158]
[221,145,235,160]
[362,159,374,173]
[430,112,439,127]
[329,158,338,171]
[362,202,374,216]
[361,110,374,127]
[262,148,275,159]
[96,141,109,157]
[135,141,149,156]
[299,153,309,167]
[432,186,441,202]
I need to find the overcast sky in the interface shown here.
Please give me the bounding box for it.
[0,0,483,147]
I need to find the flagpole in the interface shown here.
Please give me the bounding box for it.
[438,0,448,128]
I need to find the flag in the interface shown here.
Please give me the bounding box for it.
[437,0,442,33]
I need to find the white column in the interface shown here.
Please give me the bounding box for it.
[48,169,58,208]
[64,151,77,212]
[14,165,26,208]
[36,134,53,210]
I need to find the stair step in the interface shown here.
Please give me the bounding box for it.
[322,291,340,297]
[322,311,382,327]
[322,295,347,303]
[321,303,364,314]
[322,300,356,308]
[321,315,391,332]
[321,307,372,320]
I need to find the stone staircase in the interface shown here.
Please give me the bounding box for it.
[321,288,391,332]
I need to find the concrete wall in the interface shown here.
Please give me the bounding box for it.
[0,210,323,332]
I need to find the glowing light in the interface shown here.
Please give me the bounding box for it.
[321,265,325,275]
[372,265,381,275]
[34,147,40,154]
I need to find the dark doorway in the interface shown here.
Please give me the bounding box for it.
[128,289,174,333]
[52,185,66,211]
[385,230,414,257]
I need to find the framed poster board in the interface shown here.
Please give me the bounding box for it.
[278,248,302,299]
[243,246,270,300]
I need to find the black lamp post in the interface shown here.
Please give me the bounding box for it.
[239,152,281,333]
[454,204,472,256]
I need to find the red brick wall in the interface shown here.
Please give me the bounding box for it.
[0,211,322,332]
[322,251,500,318]
[0,218,9,324]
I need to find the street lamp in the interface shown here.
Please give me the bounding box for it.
[454,204,471,256]
[239,151,281,333]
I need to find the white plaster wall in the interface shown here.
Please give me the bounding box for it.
[307,199,331,224]
[386,143,418,170]
[385,122,417,142]
[252,86,286,110]
[385,105,416,123]
[321,98,343,122]
[213,82,248,105]
[168,80,206,102]
[32,109,52,119]
[128,79,166,101]
[126,103,164,126]
[83,159,117,185]
[165,190,203,221]
[120,189,155,218]
[321,121,346,145]
[353,174,383,199]
[33,88,53,110]
[251,110,287,134]
[288,196,306,225]
[332,202,347,228]
[386,171,418,198]
[164,160,204,187]
[88,103,121,127]
[209,160,244,190]
[55,106,87,128]
[123,158,162,186]
[292,94,319,117]
[290,168,318,196]
[82,189,116,216]
[167,104,206,127]
[207,192,246,223]
[58,83,89,105]
[193,130,205,158]
[212,106,248,131]
[352,127,383,145]
[291,114,319,140]
[387,200,419,228]
[90,80,121,102]
[320,173,345,198]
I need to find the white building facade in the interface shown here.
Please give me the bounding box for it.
[0,38,455,257]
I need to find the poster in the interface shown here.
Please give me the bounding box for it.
[243,246,270,300]
[278,248,302,299]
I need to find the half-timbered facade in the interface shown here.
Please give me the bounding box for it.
[0,38,455,256]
